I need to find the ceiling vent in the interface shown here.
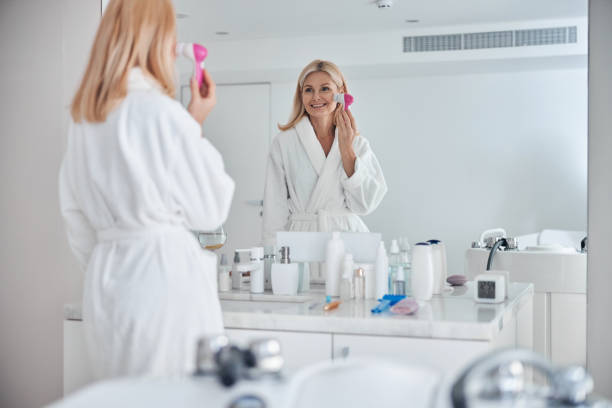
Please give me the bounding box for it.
[403,26,578,53]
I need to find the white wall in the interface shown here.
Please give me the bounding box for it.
[0,1,99,406]
[587,0,612,397]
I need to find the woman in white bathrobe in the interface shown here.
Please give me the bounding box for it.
[59,0,234,378]
[263,60,387,248]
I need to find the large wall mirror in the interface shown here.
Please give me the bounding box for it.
[173,0,589,369]
[174,0,588,273]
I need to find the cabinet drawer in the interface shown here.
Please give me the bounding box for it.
[332,333,490,378]
[225,328,332,373]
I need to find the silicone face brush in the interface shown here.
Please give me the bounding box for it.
[176,43,208,87]
[333,93,354,110]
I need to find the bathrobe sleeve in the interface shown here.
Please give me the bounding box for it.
[59,140,97,270]
[341,136,388,215]
[262,137,290,247]
[169,122,235,232]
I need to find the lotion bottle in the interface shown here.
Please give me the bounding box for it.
[411,242,434,302]
[340,254,354,301]
[325,232,345,297]
[375,241,389,299]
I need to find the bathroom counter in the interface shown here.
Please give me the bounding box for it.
[63,282,533,394]
[64,282,533,342]
[219,282,533,341]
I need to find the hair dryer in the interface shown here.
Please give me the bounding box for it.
[176,43,208,87]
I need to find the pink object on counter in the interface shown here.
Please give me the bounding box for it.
[446,274,467,286]
[390,298,419,315]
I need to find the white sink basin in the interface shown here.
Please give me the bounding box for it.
[465,248,586,293]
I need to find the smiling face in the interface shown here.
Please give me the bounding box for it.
[302,71,341,119]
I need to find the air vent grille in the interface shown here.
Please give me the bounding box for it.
[464,30,513,49]
[515,27,568,46]
[403,26,578,53]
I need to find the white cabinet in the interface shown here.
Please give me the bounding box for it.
[225,329,331,374]
[332,334,491,379]
[550,293,586,366]
[63,320,94,396]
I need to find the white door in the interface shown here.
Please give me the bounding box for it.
[182,83,270,259]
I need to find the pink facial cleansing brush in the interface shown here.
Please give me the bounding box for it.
[176,43,208,87]
[334,93,354,110]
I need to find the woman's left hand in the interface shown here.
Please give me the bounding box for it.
[335,108,357,177]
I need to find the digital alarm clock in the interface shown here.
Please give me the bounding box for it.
[474,274,506,303]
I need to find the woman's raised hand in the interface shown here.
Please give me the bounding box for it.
[336,107,357,152]
[188,68,216,126]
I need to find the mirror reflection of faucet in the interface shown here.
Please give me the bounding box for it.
[234,247,265,293]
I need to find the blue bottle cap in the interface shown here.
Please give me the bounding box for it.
[427,239,441,244]
[415,242,431,246]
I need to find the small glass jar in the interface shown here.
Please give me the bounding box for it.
[354,268,365,300]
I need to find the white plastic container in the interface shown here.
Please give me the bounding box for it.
[388,239,400,293]
[218,254,232,292]
[231,251,241,290]
[325,232,345,297]
[427,240,447,294]
[411,242,434,302]
[375,241,389,299]
[340,254,355,300]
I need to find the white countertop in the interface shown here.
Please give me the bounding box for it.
[64,282,533,342]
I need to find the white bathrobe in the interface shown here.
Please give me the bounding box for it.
[263,116,387,247]
[59,68,235,379]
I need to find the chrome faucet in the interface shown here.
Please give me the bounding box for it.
[451,348,600,408]
[194,335,284,387]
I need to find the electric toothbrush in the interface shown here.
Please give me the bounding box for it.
[176,42,208,87]
[334,93,354,110]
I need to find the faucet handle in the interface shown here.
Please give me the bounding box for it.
[552,366,594,405]
[194,335,229,375]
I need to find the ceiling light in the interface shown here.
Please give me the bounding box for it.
[176,12,189,19]
[215,31,230,36]
[376,0,392,8]
[405,19,420,23]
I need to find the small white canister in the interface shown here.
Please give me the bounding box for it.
[411,242,434,302]
[218,254,232,292]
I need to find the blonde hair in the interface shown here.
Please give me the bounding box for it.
[71,0,177,123]
[278,59,348,131]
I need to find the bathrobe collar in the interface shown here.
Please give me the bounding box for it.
[127,67,162,92]
[295,116,340,177]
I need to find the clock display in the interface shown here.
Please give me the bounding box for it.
[478,280,496,299]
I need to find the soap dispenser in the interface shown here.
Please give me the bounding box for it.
[271,246,299,296]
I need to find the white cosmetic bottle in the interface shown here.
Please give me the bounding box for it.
[411,242,434,302]
[375,241,389,299]
[339,253,355,300]
[218,254,231,292]
[427,239,447,294]
[325,232,345,297]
